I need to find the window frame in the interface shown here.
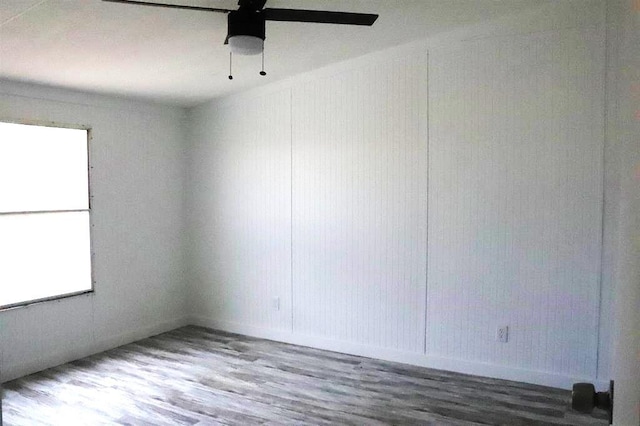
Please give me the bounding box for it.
[0,118,95,311]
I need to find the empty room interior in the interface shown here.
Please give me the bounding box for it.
[0,0,638,424]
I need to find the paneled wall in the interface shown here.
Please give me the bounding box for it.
[427,29,605,379]
[607,0,640,422]
[188,21,607,388]
[291,55,429,352]
[188,90,292,332]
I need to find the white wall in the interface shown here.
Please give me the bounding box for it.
[187,2,609,390]
[607,0,640,424]
[0,81,189,382]
[427,28,605,382]
[187,90,292,332]
[290,54,429,352]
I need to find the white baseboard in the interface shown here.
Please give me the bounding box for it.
[1,316,190,383]
[190,316,609,391]
[3,314,608,392]
[91,316,190,355]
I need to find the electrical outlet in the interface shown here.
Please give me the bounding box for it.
[497,326,509,343]
[272,297,280,311]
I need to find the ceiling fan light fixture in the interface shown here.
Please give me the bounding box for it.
[227,10,266,56]
[229,35,264,56]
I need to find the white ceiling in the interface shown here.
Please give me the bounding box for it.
[1,0,553,106]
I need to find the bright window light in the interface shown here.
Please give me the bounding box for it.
[0,122,92,309]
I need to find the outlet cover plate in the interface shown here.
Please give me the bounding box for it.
[497,326,509,343]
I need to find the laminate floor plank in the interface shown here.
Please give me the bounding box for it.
[2,326,608,425]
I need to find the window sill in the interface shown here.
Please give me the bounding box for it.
[0,290,95,313]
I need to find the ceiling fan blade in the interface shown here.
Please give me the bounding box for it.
[238,0,267,10]
[102,0,232,13]
[263,8,378,26]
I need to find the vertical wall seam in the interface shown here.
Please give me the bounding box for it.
[423,50,430,356]
[595,3,610,381]
[290,87,295,334]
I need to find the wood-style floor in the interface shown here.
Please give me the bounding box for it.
[2,326,608,425]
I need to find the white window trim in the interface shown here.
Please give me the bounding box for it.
[0,118,96,311]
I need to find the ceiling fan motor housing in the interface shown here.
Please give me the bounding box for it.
[227,10,266,55]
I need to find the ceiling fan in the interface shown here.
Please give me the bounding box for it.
[102,0,378,78]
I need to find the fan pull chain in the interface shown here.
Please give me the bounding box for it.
[228,52,233,80]
[260,48,267,76]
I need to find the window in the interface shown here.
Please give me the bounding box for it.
[0,121,93,309]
